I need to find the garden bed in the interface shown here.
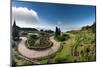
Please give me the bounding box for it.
[26,40,53,50]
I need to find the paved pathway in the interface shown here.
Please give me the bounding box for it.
[17,36,60,59]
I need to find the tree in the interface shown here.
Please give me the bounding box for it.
[40,29,44,32]
[58,28,61,35]
[12,20,19,40]
[55,27,61,37]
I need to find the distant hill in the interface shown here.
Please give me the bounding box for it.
[81,22,96,33]
[67,22,96,34]
[20,27,38,32]
[91,22,96,33]
[14,25,38,32]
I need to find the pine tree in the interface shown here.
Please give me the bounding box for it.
[12,20,19,40]
[55,27,61,37]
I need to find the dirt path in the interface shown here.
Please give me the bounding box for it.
[17,36,60,59]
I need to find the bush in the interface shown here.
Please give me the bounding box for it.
[55,34,69,41]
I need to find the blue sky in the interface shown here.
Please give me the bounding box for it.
[12,1,96,32]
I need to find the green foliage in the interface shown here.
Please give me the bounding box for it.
[50,43,73,63]
[72,31,96,61]
[91,22,96,33]
[55,33,69,41]
[36,31,95,64]
[12,21,20,41]
[55,27,61,37]
[55,27,70,41]
[12,22,96,65]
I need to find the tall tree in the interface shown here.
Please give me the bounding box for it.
[55,27,61,37]
[12,20,19,40]
[58,28,61,35]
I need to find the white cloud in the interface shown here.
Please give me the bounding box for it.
[12,7,39,26]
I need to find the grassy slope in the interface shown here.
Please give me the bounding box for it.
[73,31,96,61]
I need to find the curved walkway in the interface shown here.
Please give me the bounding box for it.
[17,36,60,59]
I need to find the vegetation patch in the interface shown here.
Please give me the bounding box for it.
[55,27,70,41]
[72,31,96,62]
[26,33,53,50]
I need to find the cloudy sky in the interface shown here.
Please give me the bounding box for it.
[12,0,96,32]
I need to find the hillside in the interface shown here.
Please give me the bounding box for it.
[67,22,96,34]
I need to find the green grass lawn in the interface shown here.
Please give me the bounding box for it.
[52,43,73,63]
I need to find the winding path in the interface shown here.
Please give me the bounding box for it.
[17,36,60,59]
